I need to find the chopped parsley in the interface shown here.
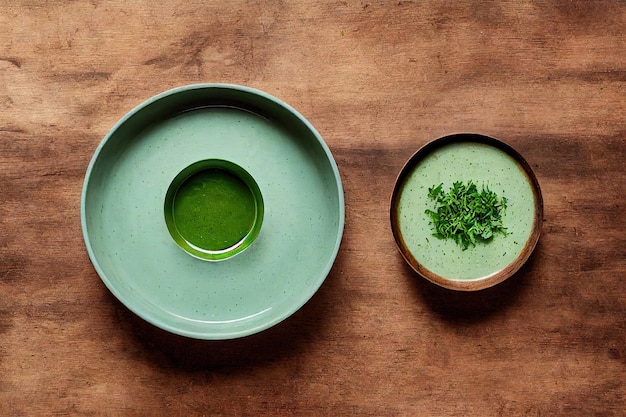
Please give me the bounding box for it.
[425,180,508,250]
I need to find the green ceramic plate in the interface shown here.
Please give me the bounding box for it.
[390,134,542,291]
[81,84,344,339]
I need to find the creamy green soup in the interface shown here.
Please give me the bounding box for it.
[397,142,536,280]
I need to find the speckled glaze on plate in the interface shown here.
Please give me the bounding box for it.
[390,134,543,291]
[81,84,344,339]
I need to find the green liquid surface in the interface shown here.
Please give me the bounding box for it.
[397,142,536,280]
[172,169,256,251]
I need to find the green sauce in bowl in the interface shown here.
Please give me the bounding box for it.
[172,168,257,251]
[165,159,264,261]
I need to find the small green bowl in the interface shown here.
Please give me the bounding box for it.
[164,159,264,261]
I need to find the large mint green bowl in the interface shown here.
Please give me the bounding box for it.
[81,84,344,340]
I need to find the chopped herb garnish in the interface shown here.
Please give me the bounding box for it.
[425,180,507,250]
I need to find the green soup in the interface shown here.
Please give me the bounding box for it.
[397,142,537,280]
[172,168,257,251]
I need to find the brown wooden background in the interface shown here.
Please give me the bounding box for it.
[1,1,624,415]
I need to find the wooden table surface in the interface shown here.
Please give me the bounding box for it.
[1,1,624,415]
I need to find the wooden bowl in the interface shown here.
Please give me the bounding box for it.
[390,134,543,291]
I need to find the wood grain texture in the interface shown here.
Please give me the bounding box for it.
[1,1,624,415]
